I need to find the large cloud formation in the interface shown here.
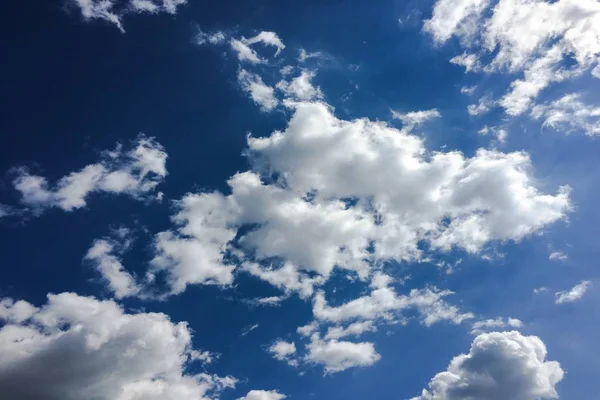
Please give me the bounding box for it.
[412,331,564,400]
[152,99,570,297]
[0,292,235,400]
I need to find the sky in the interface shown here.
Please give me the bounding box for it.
[1,0,600,399]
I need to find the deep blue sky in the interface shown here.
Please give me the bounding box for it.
[1,1,600,399]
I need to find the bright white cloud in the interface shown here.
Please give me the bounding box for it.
[230,39,264,64]
[238,69,279,111]
[555,280,592,304]
[531,93,600,136]
[268,340,297,366]
[238,390,287,400]
[450,53,481,72]
[426,0,600,115]
[150,98,570,298]
[0,292,235,400]
[230,31,285,64]
[460,85,477,95]
[534,287,549,294]
[412,331,564,400]
[13,135,167,214]
[470,317,522,335]
[305,333,381,374]
[276,70,323,101]
[69,0,187,32]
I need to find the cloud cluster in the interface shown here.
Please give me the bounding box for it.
[13,135,166,215]
[470,317,522,335]
[426,0,600,116]
[305,333,381,374]
[238,390,287,400]
[0,292,235,400]
[412,331,564,400]
[69,0,187,32]
[531,93,600,136]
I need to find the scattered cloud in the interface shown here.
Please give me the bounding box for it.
[555,280,592,304]
[460,85,477,95]
[534,287,549,294]
[276,70,323,101]
[531,93,600,136]
[13,135,167,215]
[425,0,600,115]
[467,95,494,116]
[324,320,377,340]
[0,292,236,400]
[305,334,381,374]
[391,108,441,129]
[241,323,260,336]
[238,69,279,111]
[478,125,508,144]
[412,331,564,400]
[68,0,187,32]
[268,340,298,367]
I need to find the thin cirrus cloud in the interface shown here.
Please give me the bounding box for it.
[12,135,167,215]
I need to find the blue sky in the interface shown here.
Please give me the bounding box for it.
[1,1,600,399]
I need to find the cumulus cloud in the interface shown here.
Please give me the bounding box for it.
[324,320,377,340]
[268,340,297,366]
[242,31,285,57]
[238,69,279,111]
[238,390,287,400]
[0,292,235,400]
[148,97,569,299]
[68,0,187,32]
[450,53,481,72]
[412,331,564,400]
[467,95,494,116]
[555,280,592,304]
[13,135,167,215]
[276,70,323,101]
[426,0,600,115]
[531,93,600,136]
[305,333,381,374]
[470,317,522,335]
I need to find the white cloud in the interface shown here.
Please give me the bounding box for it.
[276,70,323,101]
[478,125,508,144]
[0,299,38,324]
[230,39,264,64]
[298,49,325,62]
[467,95,493,116]
[424,0,490,44]
[195,29,227,45]
[242,31,285,57]
[426,0,600,115]
[412,331,564,400]
[13,135,167,214]
[0,292,235,400]
[313,273,473,327]
[391,108,441,129]
[470,317,522,335]
[238,69,279,111]
[297,321,319,337]
[555,280,592,304]
[305,333,381,374]
[268,340,297,366]
[548,250,568,262]
[238,390,287,400]
[534,287,549,294]
[69,0,187,32]
[450,53,481,72]
[149,98,570,299]
[241,323,260,336]
[85,237,142,299]
[324,320,376,340]
[531,93,600,136]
